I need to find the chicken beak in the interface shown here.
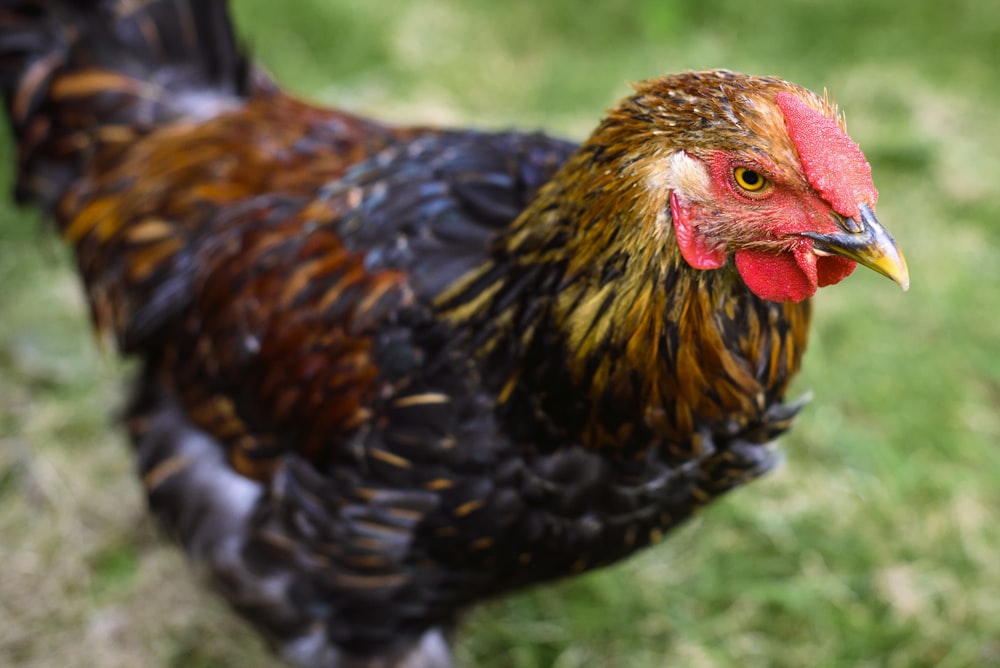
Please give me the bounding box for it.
[802,204,910,291]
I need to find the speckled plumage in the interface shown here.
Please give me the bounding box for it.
[0,1,906,666]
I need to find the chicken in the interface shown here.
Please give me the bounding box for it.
[0,1,909,666]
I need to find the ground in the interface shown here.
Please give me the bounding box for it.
[2,1,999,666]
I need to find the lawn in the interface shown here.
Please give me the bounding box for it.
[2,1,999,666]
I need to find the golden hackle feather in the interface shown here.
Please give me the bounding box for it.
[439,71,816,456]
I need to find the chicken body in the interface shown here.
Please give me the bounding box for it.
[0,1,907,666]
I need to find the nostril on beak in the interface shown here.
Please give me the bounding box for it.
[834,211,862,234]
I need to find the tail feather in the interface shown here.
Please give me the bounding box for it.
[0,0,250,210]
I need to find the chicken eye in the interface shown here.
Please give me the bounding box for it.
[733,166,768,193]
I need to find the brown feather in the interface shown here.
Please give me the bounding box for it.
[1,3,891,665]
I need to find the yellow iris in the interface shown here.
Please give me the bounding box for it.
[733,166,768,192]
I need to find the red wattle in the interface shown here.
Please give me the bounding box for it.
[735,240,859,302]
[736,247,815,303]
[816,254,857,287]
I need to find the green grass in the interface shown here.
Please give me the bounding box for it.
[2,1,999,666]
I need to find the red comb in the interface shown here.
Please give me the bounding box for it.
[775,91,877,219]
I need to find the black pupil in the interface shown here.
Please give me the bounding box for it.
[741,169,760,186]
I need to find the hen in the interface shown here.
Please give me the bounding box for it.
[0,1,908,666]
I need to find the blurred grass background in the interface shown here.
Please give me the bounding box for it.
[1,0,999,666]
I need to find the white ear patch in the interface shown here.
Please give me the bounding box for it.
[662,151,712,203]
[638,151,713,242]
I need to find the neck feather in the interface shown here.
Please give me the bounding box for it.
[436,119,810,457]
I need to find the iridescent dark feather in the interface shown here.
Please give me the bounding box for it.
[0,2,870,667]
